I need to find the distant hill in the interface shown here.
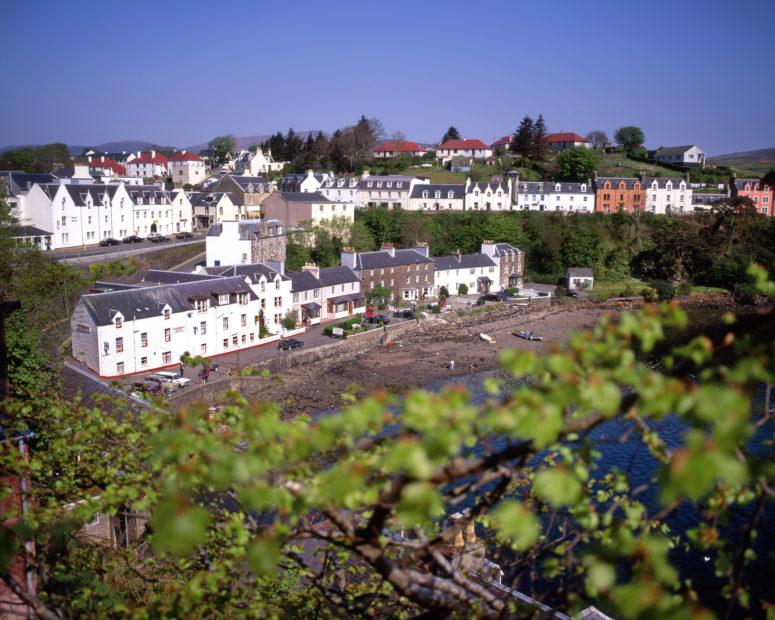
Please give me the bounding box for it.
[0,140,156,156]
[186,131,322,154]
[709,148,775,163]
[0,143,87,156]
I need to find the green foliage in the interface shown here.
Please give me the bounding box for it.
[366,285,392,305]
[282,311,298,330]
[5,312,57,398]
[457,283,469,295]
[88,257,138,281]
[323,314,364,336]
[207,135,236,164]
[285,241,310,272]
[441,126,460,144]
[0,143,70,173]
[438,286,449,299]
[557,147,598,181]
[613,126,645,154]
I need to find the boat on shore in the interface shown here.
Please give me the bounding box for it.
[514,330,543,341]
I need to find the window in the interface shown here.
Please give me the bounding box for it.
[200,343,207,354]
[117,362,124,374]
[250,333,255,342]
[223,317,229,330]
[195,299,208,313]
[116,337,124,353]
[163,308,171,319]
[232,335,238,346]
[164,328,171,342]
[275,280,280,290]
[140,332,148,347]
[162,351,171,364]
[293,293,299,302]
[115,316,123,328]
[140,357,148,367]
[241,314,246,327]
[241,334,246,344]
[218,293,229,304]
[223,338,229,349]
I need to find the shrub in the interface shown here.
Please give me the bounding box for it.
[431,305,441,314]
[640,286,658,303]
[675,281,693,297]
[457,283,469,295]
[504,288,519,296]
[732,283,759,305]
[439,286,449,299]
[649,279,676,302]
[619,283,637,297]
[323,314,364,336]
[476,296,486,306]
[282,311,298,330]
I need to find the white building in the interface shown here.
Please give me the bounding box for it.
[125,150,169,179]
[318,176,359,203]
[287,264,364,325]
[0,171,58,219]
[546,133,591,152]
[356,173,428,210]
[186,191,242,229]
[435,139,492,162]
[279,170,332,193]
[464,179,512,211]
[409,184,466,211]
[233,148,286,176]
[565,267,594,290]
[205,219,286,268]
[126,185,192,236]
[23,182,135,248]
[643,176,692,214]
[261,191,354,227]
[373,140,427,158]
[654,145,706,168]
[514,180,594,213]
[70,275,275,378]
[433,252,500,295]
[168,151,206,187]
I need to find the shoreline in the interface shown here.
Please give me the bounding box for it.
[240,295,732,417]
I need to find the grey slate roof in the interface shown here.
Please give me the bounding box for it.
[277,191,331,203]
[733,178,763,190]
[643,177,689,189]
[516,181,592,195]
[79,276,256,326]
[38,183,121,205]
[433,253,497,271]
[358,175,414,190]
[214,174,271,193]
[320,177,358,189]
[692,193,726,206]
[318,266,359,287]
[142,270,220,285]
[125,185,170,204]
[205,219,284,239]
[288,270,320,293]
[493,243,523,257]
[8,225,52,237]
[466,180,510,195]
[186,191,229,208]
[566,267,593,277]
[655,145,702,155]
[0,171,58,196]
[355,248,434,270]
[410,184,465,199]
[594,177,642,190]
[205,263,290,282]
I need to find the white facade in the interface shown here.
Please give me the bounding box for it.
[356,174,428,209]
[168,152,207,186]
[23,182,135,248]
[464,179,512,211]
[409,185,465,211]
[654,145,706,167]
[433,254,501,296]
[127,186,193,236]
[318,177,359,203]
[644,177,692,214]
[70,276,281,378]
[514,181,594,213]
[126,151,169,178]
[435,140,492,162]
[234,148,286,176]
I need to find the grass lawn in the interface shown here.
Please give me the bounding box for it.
[588,278,647,301]
[597,153,684,178]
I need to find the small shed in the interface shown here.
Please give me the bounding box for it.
[566,267,594,290]
[450,156,471,173]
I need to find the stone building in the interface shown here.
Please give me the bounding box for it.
[205,219,286,267]
[480,241,524,289]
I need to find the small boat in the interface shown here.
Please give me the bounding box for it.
[514,330,543,341]
[479,333,495,344]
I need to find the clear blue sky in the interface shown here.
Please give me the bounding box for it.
[2,0,774,155]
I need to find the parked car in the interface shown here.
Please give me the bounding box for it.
[143,376,168,393]
[154,371,190,388]
[122,235,143,244]
[148,233,170,242]
[483,293,501,302]
[566,290,579,298]
[175,231,195,240]
[277,338,304,350]
[496,291,516,301]
[393,308,415,319]
[99,237,121,246]
[366,314,391,325]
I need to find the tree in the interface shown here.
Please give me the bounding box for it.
[613,126,645,154]
[457,282,469,295]
[585,130,609,150]
[560,226,601,269]
[285,128,304,164]
[350,220,376,252]
[531,114,550,161]
[285,241,311,272]
[511,116,534,157]
[438,286,449,299]
[390,130,407,142]
[441,126,460,144]
[207,135,236,164]
[366,284,392,306]
[759,168,775,188]
[557,147,599,181]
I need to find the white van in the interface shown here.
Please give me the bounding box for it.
[153,371,190,388]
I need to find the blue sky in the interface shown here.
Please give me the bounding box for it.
[1,0,773,155]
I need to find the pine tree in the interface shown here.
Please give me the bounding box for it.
[531,114,549,161]
[441,126,461,144]
[512,116,534,157]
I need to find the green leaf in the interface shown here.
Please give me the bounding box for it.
[247,537,281,575]
[534,468,582,507]
[151,495,211,555]
[492,501,539,550]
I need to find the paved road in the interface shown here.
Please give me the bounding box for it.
[56,239,205,265]
[50,234,205,261]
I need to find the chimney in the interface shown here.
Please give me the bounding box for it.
[480,240,496,258]
[151,150,156,158]
[362,170,370,179]
[301,262,320,279]
[381,242,395,258]
[453,249,462,263]
[341,247,356,269]
[414,242,429,257]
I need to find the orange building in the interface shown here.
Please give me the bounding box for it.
[594,176,645,213]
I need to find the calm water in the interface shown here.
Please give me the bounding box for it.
[423,370,775,617]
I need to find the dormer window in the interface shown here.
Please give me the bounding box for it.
[434,191,441,199]
[163,308,171,320]
[367,181,373,188]
[115,316,123,328]
[386,181,392,188]
[397,182,402,188]
[376,182,383,188]
[195,299,209,313]
[447,190,454,199]
[218,293,229,304]
[422,190,428,198]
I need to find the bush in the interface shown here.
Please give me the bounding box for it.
[439,286,449,299]
[640,286,658,302]
[619,283,637,297]
[476,296,486,306]
[457,283,469,295]
[675,281,693,297]
[504,287,519,296]
[282,311,298,330]
[89,257,138,281]
[650,279,676,302]
[323,314,364,336]
[732,283,759,305]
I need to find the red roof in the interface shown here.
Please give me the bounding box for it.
[546,132,588,144]
[374,140,425,153]
[438,139,489,150]
[491,135,513,147]
[89,157,126,175]
[131,151,169,165]
[170,151,202,162]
